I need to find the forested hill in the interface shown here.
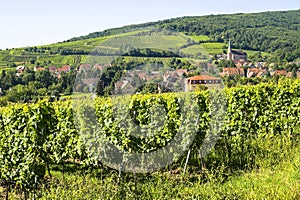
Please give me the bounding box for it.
[69,9,300,61]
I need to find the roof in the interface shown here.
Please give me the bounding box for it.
[231,50,247,56]
[176,69,188,75]
[79,64,91,70]
[35,66,45,71]
[16,66,25,71]
[48,66,57,71]
[187,75,220,81]
[273,70,287,76]
[223,68,244,76]
[247,68,267,78]
[94,64,104,70]
[57,65,71,73]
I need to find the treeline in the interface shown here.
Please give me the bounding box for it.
[25,46,90,56]
[0,69,76,104]
[122,48,180,58]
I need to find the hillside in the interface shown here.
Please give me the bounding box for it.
[0,9,299,68]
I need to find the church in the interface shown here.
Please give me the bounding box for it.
[227,41,248,62]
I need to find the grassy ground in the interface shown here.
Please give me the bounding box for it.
[188,35,211,42]
[3,142,300,199]
[244,50,271,58]
[180,42,225,56]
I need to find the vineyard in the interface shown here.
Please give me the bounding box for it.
[0,78,300,199]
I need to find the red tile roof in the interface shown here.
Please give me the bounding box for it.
[187,75,220,81]
[273,70,287,76]
[79,64,91,70]
[247,68,267,77]
[94,64,104,70]
[57,65,71,73]
[35,67,45,71]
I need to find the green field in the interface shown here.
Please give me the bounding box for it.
[189,35,211,42]
[0,29,273,67]
[244,50,271,57]
[0,30,193,66]
[181,42,225,56]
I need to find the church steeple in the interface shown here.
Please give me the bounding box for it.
[227,40,232,60]
[228,40,232,53]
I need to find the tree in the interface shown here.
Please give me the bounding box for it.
[29,58,36,64]
[95,80,105,96]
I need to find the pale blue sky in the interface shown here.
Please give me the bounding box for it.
[0,0,299,49]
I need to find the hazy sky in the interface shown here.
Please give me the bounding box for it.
[0,0,299,49]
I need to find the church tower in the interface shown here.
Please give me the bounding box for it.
[227,40,232,61]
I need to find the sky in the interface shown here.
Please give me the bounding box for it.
[0,0,299,49]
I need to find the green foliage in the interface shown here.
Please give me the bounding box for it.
[0,78,299,197]
[0,101,56,194]
[188,35,211,42]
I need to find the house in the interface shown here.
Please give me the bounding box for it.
[227,41,248,62]
[286,71,300,78]
[271,70,288,77]
[82,78,98,92]
[176,69,188,76]
[255,62,268,69]
[48,66,57,73]
[138,72,147,80]
[185,75,221,91]
[94,64,104,70]
[114,80,135,94]
[57,65,71,73]
[34,66,45,71]
[163,74,180,83]
[247,68,267,78]
[16,66,26,73]
[286,72,293,78]
[220,68,245,77]
[235,62,244,68]
[79,64,91,71]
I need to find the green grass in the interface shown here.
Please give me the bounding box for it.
[244,50,271,57]
[2,130,300,199]
[99,33,188,50]
[4,146,299,200]
[180,45,209,56]
[189,35,211,42]
[200,43,226,55]
[181,43,225,56]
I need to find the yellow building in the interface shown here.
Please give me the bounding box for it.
[185,75,221,91]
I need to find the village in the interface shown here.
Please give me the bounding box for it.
[11,41,300,94]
